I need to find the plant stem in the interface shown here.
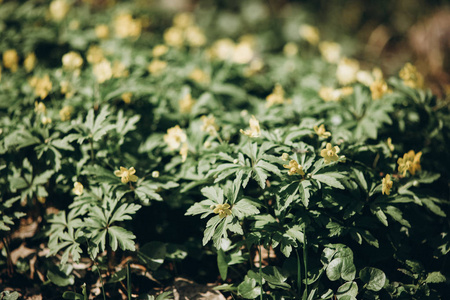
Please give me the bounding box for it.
[95,262,106,300]
[89,138,95,162]
[259,244,263,300]
[303,234,308,299]
[127,261,131,300]
[295,248,302,299]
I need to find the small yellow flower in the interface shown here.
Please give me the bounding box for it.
[164,27,184,47]
[283,159,305,176]
[73,182,84,196]
[320,143,340,164]
[152,171,160,178]
[49,0,70,21]
[283,42,298,57]
[397,150,422,176]
[212,203,232,219]
[30,75,52,99]
[281,153,290,161]
[121,92,132,104]
[200,115,219,136]
[382,174,393,195]
[24,53,37,73]
[336,58,360,85]
[243,58,264,77]
[62,51,83,70]
[180,142,189,162]
[173,12,194,28]
[185,26,206,47]
[209,39,235,61]
[299,24,320,45]
[3,49,19,72]
[387,138,394,152]
[41,116,52,125]
[232,41,254,64]
[86,45,104,64]
[266,84,287,107]
[370,78,390,100]
[313,124,331,138]
[189,68,210,84]
[114,13,142,39]
[112,61,129,78]
[152,44,169,57]
[319,41,341,63]
[148,60,167,75]
[95,24,109,39]
[240,115,261,138]
[178,93,195,114]
[114,167,138,184]
[59,106,73,121]
[93,60,112,84]
[164,125,187,150]
[34,102,46,114]
[399,63,424,89]
[60,80,74,98]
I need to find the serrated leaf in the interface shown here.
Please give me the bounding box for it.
[425,271,446,283]
[313,173,345,189]
[108,226,136,251]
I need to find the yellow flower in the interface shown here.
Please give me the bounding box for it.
[114,167,138,184]
[2,49,19,72]
[178,93,195,114]
[281,153,290,161]
[397,150,422,176]
[60,80,74,98]
[73,182,84,196]
[41,116,52,125]
[148,60,167,75]
[299,24,320,45]
[319,41,341,63]
[95,24,109,39]
[185,26,206,47]
[62,51,83,70]
[34,102,46,114]
[387,138,394,152]
[240,115,261,138]
[112,61,129,78]
[164,27,184,47]
[164,125,187,150]
[232,41,254,64]
[314,124,331,138]
[243,58,264,77]
[152,171,160,178]
[382,174,393,195]
[399,63,424,89]
[370,78,390,100]
[86,45,104,64]
[212,203,232,219]
[209,39,235,61]
[59,106,73,121]
[320,143,340,164]
[336,58,360,85]
[114,13,142,39]
[121,92,132,104]
[283,42,298,57]
[152,44,169,57]
[200,115,219,136]
[49,0,70,21]
[318,86,353,102]
[24,53,37,73]
[180,142,189,162]
[266,84,287,107]
[189,68,210,84]
[30,75,52,99]
[283,159,305,176]
[173,12,194,28]
[93,60,112,84]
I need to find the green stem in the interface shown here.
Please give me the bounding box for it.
[259,245,263,300]
[89,137,95,162]
[303,235,308,299]
[96,262,106,300]
[295,249,302,299]
[127,261,131,300]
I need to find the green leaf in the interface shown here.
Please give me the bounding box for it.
[108,226,136,251]
[138,241,167,271]
[47,265,75,287]
[0,291,20,300]
[336,281,358,299]
[313,173,345,189]
[359,267,386,291]
[217,249,229,280]
[237,276,261,299]
[261,266,291,290]
[425,271,446,283]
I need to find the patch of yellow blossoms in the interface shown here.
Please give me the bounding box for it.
[382,174,393,195]
[283,160,305,176]
[114,167,138,184]
[320,143,340,164]
[240,115,261,138]
[266,84,290,107]
[397,150,422,176]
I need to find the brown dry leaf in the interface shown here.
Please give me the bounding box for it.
[10,243,36,264]
[11,217,39,240]
[253,245,277,268]
[171,277,226,300]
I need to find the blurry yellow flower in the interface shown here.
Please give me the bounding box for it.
[266,83,287,107]
[164,27,184,47]
[299,24,320,45]
[69,20,80,30]
[387,138,394,152]
[95,24,109,39]
[356,70,374,86]
[164,125,187,150]
[209,39,235,61]
[86,46,104,64]
[60,80,74,98]
[399,63,424,89]
[281,153,290,161]
[121,92,132,104]
[49,0,70,21]
[397,150,422,176]
[319,86,352,102]
[178,93,195,113]
[200,115,219,136]
[283,42,298,57]
[152,44,169,57]
[112,60,129,78]
[37,197,46,204]
[72,182,84,196]
[114,13,142,39]
[34,101,46,114]
[62,51,83,70]
[283,159,305,176]
[173,12,194,28]
[185,26,206,47]
[314,124,331,138]
[336,58,360,85]
[232,41,254,64]
[41,116,52,125]
[152,171,160,178]
[59,106,73,121]
[3,49,19,72]
[319,41,341,63]
[148,60,167,75]
[382,174,393,195]
[24,53,37,73]
[30,75,52,99]
[212,203,232,219]
[370,78,390,100]
[243,58,264,77]
[114,166,138,184]
[189,68,210,84]
[240,115,261,138]
[180,142,188,162]
[93,60,112,84]
[320,143,340,164]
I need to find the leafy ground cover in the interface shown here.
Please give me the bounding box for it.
[0,0,449,299]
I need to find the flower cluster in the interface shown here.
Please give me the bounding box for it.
[397,150,422,176]
[283,160,305,176]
